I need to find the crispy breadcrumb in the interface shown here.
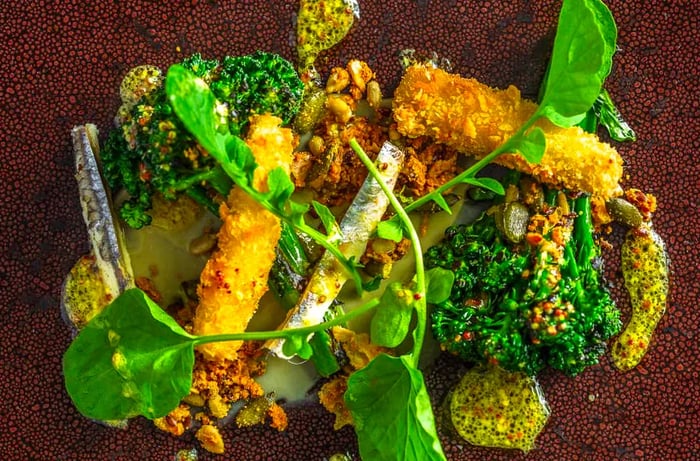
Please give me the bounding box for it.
[393,64,624,199]
[267,403,288,431]
[195,424,225,454]
[318,376,353,430]
[625,188,657,221]
[318,327,389,429]
[190,343,267,416]
[331,326,388,370]
[193,114,295,361]
[153,404,192,437]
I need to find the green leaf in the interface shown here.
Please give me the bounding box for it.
[166,64,230,159]
[287,200,310,226]
[282,334,303,357]
[461,177,505,196]
[370,283,415,348]
[539,0,617,126]
[506,127,546,164]
[266,167,296,210]
[430,193,452,213]
[377,218,404,243]
[594,89,637,141]
[281,333,314,360]
[425,267,455,304]
[297,340,313,360]
[309,331,341,377]
[345,354,447,461]
[63,288,195,421]
[312,201,341,237]
[362,274,383,292]
[224,135,258,184]
[278,221,310,275]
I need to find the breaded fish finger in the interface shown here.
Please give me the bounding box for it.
[193,114,295,361]
[393,65,623,198]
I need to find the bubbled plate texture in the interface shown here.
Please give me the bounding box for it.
[0,1,698,460]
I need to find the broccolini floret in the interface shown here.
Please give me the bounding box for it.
[100,52,304,228]
[427,180,621,377]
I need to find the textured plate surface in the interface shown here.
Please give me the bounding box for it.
[0,1,698,459]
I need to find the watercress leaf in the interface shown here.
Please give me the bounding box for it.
[461,177,505,196]
[504,127,546,165]
[430,192,452,213]
[362,274,383,292]
[267,167,295,209]
[281,334,304,357]
[539,0,617,125]
[370,283,415,348]
[377,218,404,243]
[309,331,341,377]
[297,339,314,360]
[287,200,310,226]
[425,267,455,304]
[63,288,195,421]
[312,201,341,236]
[225,135,258,185]
[166,64,229,159]
[345,354,447,461]
[594,89,637,141]
[577,108,600,134]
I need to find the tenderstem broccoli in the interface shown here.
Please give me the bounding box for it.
[427,177,621,377]
[100,51,304,229]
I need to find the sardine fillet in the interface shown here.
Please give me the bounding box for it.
[193,115,294,361]
[393,65,623,199]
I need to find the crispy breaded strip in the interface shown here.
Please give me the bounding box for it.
[193,114,295,361]
[393,65,624,198]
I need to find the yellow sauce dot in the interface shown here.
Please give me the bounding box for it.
[449,365,550,452]
[120,64,163,105]
[612,225,669,371]
[296,0,357,77]
[63,255,112,328]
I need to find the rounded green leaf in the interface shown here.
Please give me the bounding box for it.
[63,289,195,421]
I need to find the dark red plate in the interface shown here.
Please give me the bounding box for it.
[1,1,697,459]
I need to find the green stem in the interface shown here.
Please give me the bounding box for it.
[192,296,380,346]
[350,139,427,367]
[173,166,229,193]
[235,180,365,293]
[404,114,542,214]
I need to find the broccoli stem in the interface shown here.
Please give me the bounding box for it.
[573,195,595,268]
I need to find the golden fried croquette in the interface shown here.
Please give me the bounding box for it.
[393,64,624,199]
[193,115,295,361]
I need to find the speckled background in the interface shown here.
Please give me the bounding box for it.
[1,1,698,459]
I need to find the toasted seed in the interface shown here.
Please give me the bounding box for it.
[366,80,382,109]
[607,197,644,228]
[326,95,353,124]
[503,202,530,243]
[326,67,350,93]
[308,135,325,157]
[347,60,373,93]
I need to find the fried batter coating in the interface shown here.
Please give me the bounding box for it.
[393,65,624,199]
[195,424,225,454]
[193,114,295,361]
[318,327,388,429]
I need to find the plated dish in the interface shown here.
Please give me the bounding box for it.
[2,0,696,460]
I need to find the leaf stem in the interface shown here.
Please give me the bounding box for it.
[404,113,541,214]
[191,296,380,346]
[350,139,427,367]
[234,180,366,293]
